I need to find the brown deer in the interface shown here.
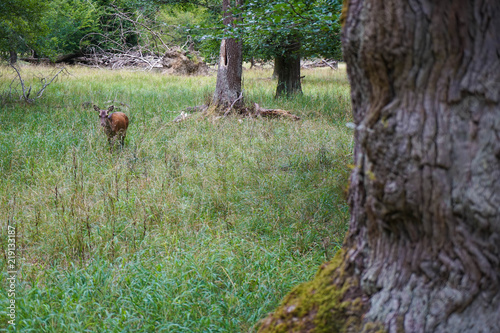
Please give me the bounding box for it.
[94,105,129,148]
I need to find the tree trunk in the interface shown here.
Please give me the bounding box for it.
[259,0,500,332]
[9,50,17,64]
[272,56,280,79]
[212,0,243,111]
[275,38,302,97]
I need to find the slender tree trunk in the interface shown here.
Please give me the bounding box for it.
[213,0,243,110]
[259,0,500,332]
[275,37,302,97]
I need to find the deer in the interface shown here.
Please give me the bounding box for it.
[94,105,129,149]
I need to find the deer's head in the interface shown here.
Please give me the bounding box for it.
[94,105,114,128]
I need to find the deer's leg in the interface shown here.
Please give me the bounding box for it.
[108,136,115,152]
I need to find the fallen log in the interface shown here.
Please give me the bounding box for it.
[253,103,301,121]
[20,52,84,65]
[19,57,51,64]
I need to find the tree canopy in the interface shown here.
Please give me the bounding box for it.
[238,0,343,62]
[1,0,160,61]
[0,0,50,57]
[1,0,342,65]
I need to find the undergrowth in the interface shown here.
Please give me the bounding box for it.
[0,64,352,332]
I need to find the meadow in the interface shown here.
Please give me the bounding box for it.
[0,64,352,332]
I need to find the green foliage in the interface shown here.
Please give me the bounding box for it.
[0,0,50,57]
[71,0,160,55]
[157,5,221,62]
[0,65,352,331]
[154,3,222,63]
[239,0,343,61]
[39,0,100,57]
[176,0,343,66]
[154,0,221,15]
[0,0,342,65]
[0,0,166,59]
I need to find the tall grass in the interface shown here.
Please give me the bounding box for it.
[0,64,352,332]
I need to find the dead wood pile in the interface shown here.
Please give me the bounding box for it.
[22,48,211,75]
[301,59,338,70]
[162,48,210,75]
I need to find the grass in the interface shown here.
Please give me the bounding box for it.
[0,64,352,332]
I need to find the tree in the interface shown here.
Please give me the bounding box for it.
[153,0,222,63]
[212,0,244,111]
[2,0,162,62]
[241,0,342,97]
[273,34,302,97]
[38,0,99,58]
[258,0,500,332]
[64,0,160,59]
[0,0,49,62]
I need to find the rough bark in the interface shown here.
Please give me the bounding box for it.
[275,37,302,97]
[213,0,243,110]
[259,0,500,332]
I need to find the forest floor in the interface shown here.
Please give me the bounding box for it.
[0,63,352,332]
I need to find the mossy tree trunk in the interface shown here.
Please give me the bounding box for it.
[259,0,500,332]
[213,0,243,111]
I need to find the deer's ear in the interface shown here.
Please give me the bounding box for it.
[94,105,100,112]
[108,105,114,112]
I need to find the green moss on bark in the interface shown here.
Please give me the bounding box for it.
[258,250,386,332]
[340,0,350,28]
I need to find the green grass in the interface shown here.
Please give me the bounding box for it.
[0,64,352,332]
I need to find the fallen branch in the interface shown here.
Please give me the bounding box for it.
[224,92,244,116]
[177,101,300,122]
[111,7,170,53]
[321,59,338,70]
[9,65,68,103]
[36,67,67,99]
[10,65,32,101]
[253,103,301,120]
[301,58,338,70]
[20,52,85,64]
[19,57,51,64]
